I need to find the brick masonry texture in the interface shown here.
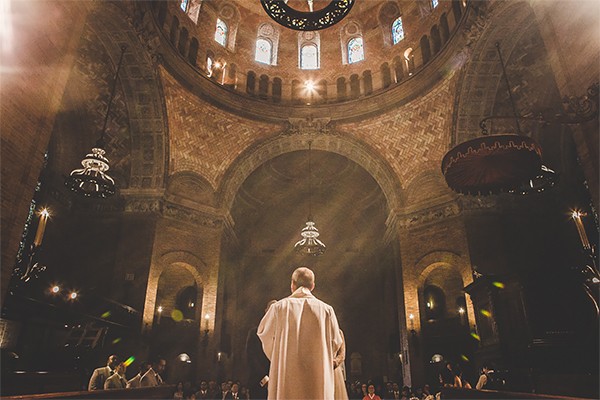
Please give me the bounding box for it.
[337,71,458,192]
[161,66,284,189]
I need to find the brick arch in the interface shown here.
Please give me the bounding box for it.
[216,133,405,215]
[87,3,169,190]
[143,251,209,329]
[402,250,475,330]
[416,251,470,286]
[453,1,537,146]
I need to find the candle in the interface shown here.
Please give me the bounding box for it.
[33,208,50,247]
[571,210,591,250]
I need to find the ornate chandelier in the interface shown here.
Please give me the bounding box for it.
[64,45,126,198]
[294,141,326,256]
[261,0,355,31]
[442,42,556,196]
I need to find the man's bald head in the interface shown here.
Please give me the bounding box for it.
[291,267,315,292]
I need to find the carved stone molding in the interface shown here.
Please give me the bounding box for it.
[124,197,163,214]
[457,195,500,211]
[285,117,333,136]
[396,202,461,229]
[162,203,223,229]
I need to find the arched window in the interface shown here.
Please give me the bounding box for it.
[431,0,439,9]
[180,0,189,12]
[350,74,360,98]
[291,80,301,104]
[347,37,364,64]
[178,27,189,55]
[404,48,415,75]
[157,1,167,28]
[226,63,237,89]
[440,13,450,44]
[206,50,215,77]
[256,23,279,66]
[188,38,199,65]
[392,17,405,44]
[379,2,401,47]
[255,38,272,65]
[362,71,373,95]
[380,62,391,88]
[246,71,256,95]
[317,79,328,103]
[336,77,347,101]
[272,78,282,103]
[301,44,318,70]
[423,285,446,320]
[420,35,431,64]
[215,18,228,47]
[169,16,179,45]
[393,56,404,83]
[258,75,269,100]
[431,25,441,54]
[298,31,320,70]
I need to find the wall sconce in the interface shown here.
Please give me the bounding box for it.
[156,305,163,325]
[570,209,599,315]
[408,313,417,338]
[202,314,210,347]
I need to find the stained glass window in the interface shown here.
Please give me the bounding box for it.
[347,37,364,64]
[301,44,318,70]
[180,0,189,12]
[432,0,439,8]
[206,57,213,76]
[392,17,404,45]
[215,18,228,47]
[255,39,272,64]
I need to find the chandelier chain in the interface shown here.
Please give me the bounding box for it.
[100,45,127,145]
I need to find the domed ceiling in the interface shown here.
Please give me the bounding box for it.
[149,0,467,120]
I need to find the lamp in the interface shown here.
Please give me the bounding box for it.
[65,45,127,198]
[443,42,598,195]
[570,209,599,315]
[261,0,355,31]
[294,141,326,256]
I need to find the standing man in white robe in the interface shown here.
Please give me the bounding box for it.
[258,266,343,400]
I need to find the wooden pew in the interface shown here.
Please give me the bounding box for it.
[442,386,593,399]
[3,385,176,399]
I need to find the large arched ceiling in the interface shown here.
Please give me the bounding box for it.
[227,149,397,372]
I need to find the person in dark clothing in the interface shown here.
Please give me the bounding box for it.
[245,300,277,399]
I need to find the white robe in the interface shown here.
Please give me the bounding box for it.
[258,287,343,400]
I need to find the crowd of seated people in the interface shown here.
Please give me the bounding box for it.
[347,380,436,400]
[88,354,488,399]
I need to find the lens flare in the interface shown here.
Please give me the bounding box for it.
[461,354,469,362]
[492,281,505,289]
[171,309,184,322]
[470,332,481,341]
[101,311,111,318]
[480,309,492,317]
[112,338,122,344]
[124,356,135,367]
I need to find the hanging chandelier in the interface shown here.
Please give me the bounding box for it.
[294,141,326,256]
[261,0,355,31]
[65,45,127,198]
[442,42,557,196]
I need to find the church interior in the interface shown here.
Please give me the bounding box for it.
[1,0,598,398]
